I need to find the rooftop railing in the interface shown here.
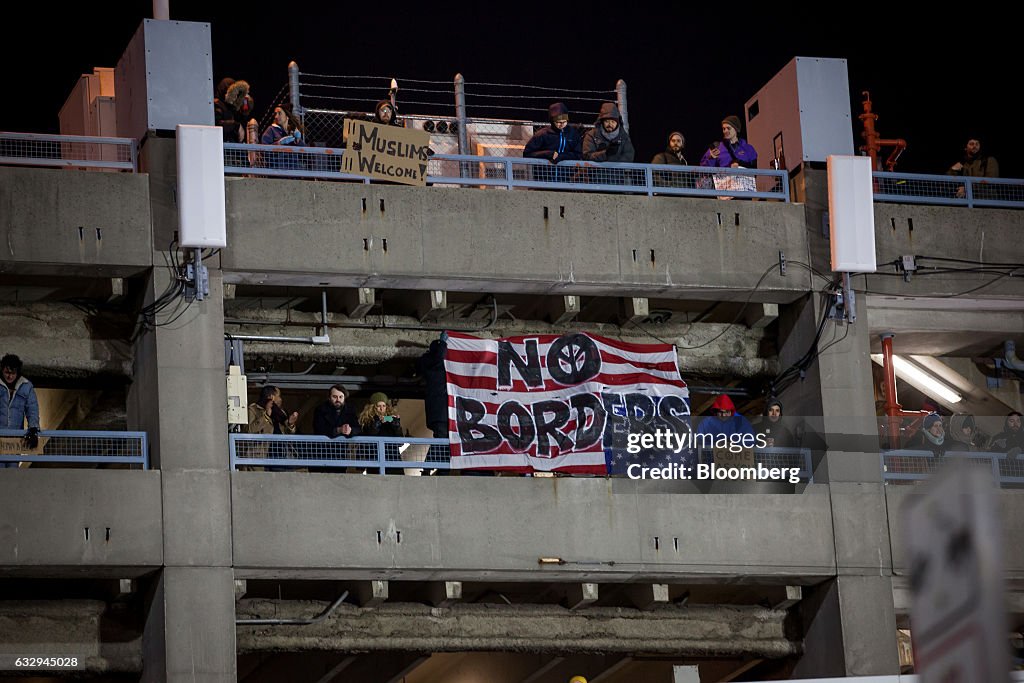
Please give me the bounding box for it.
[223,144,791,200]
[229,433,812,481]
[0,132,138,172]
[0,430,149,469]
[873,171,1024,208]
[881,449,1024,487]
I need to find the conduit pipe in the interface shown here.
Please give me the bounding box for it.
[1005,340,1024,372]
[236,591,349,626]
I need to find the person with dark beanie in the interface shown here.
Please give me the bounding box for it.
[524,102,583,184]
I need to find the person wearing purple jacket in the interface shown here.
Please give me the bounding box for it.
[700,115,757,169]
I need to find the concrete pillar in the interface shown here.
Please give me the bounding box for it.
[793,576,899,677]
[131,135,236,682]
[776,291,900,675]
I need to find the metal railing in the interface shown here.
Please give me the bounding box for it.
[873,171,1024,208]
[229,434,811,481]
[881,449,1024,487]
[224,144,790,200]
[0,132,137,172]
[0,429,148,469]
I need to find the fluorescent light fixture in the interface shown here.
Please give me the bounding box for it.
[872,354,963,404]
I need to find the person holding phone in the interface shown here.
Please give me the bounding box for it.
[359,392,403,437]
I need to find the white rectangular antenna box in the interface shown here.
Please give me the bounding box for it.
[827,155,875,272]
[177,124,227,248]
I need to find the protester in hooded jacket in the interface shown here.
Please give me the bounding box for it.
[991,411,1023,455]
[582,102,635,163]
[946,413,979,452]
[524,103,583,164]
[754,397,795,448]
[700,115,757,169]
[907,413,946,456]
[214,78,255,143]
[696,394,754,439]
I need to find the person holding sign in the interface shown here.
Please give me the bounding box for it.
[701,115,757,169]
[1,354,40,451]
[373,100,402,127]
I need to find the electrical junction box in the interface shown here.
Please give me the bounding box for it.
[745,57,855,172]
[115,19,214,140]
[226,365,248,425]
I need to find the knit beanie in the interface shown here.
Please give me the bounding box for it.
[369,392,390,405]
[722,115,742,134]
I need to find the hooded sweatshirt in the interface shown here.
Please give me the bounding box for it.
[582,103,635,163]
[696,394,754,440]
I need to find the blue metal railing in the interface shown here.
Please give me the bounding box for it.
[0,132,138,172]
[223,144,791,201]
[229,433,812,481]
[0,429,148,469]
[881,449,1024,487]
[874,171,1024,208]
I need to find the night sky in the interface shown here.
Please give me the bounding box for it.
[3,2,1018,177]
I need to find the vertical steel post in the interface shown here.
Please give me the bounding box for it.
[881,333,901,448]
[615,79,629,132]
[454,73,471,178]
[288,61,302,117]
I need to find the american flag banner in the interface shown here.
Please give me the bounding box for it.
[445,331,691,473]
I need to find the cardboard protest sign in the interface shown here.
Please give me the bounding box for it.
[342,120,431,186]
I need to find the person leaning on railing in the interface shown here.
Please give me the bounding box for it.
[651,131,693,189]
[582,102,635,163]
[753,397,795,448]
[313,384,361,438]
[991,411,1023,457]
[523,102,583,185]
[906,413,946,456]
[946,137,998,199]
[358,392,403,437]
[1,354,39,451]
[700,116,757,169]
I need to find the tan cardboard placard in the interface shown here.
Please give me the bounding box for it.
[712,447,755,468]
[0,436,47,457]
[342,120,431,186]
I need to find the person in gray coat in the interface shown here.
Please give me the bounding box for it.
[582,102,634,163]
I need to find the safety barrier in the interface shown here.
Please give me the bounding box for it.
[881,449,1024,487]
[0,132,137,172]
[0,429,148,469]
[874,171,1024,208]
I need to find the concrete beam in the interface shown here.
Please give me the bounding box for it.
[355,580,389,607]
[520,655,565,683]
[426,581,462,607]
[414,290,447,322]
[565,583,599,610]
[773,585,802,610]
[233,476,837,583]
[224,312,778,378]
[623,297,649,324]
[0,166,153,276]
[345,287,376,319]
[236,601,799,658]
[626,583,669,611]
[223,180,811,302]
[0,599,142,673]
[552,296,581,325]
[0,303,133,378]
[590,656,632,682]
[744,302,779,329]
[0,471,163,570]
